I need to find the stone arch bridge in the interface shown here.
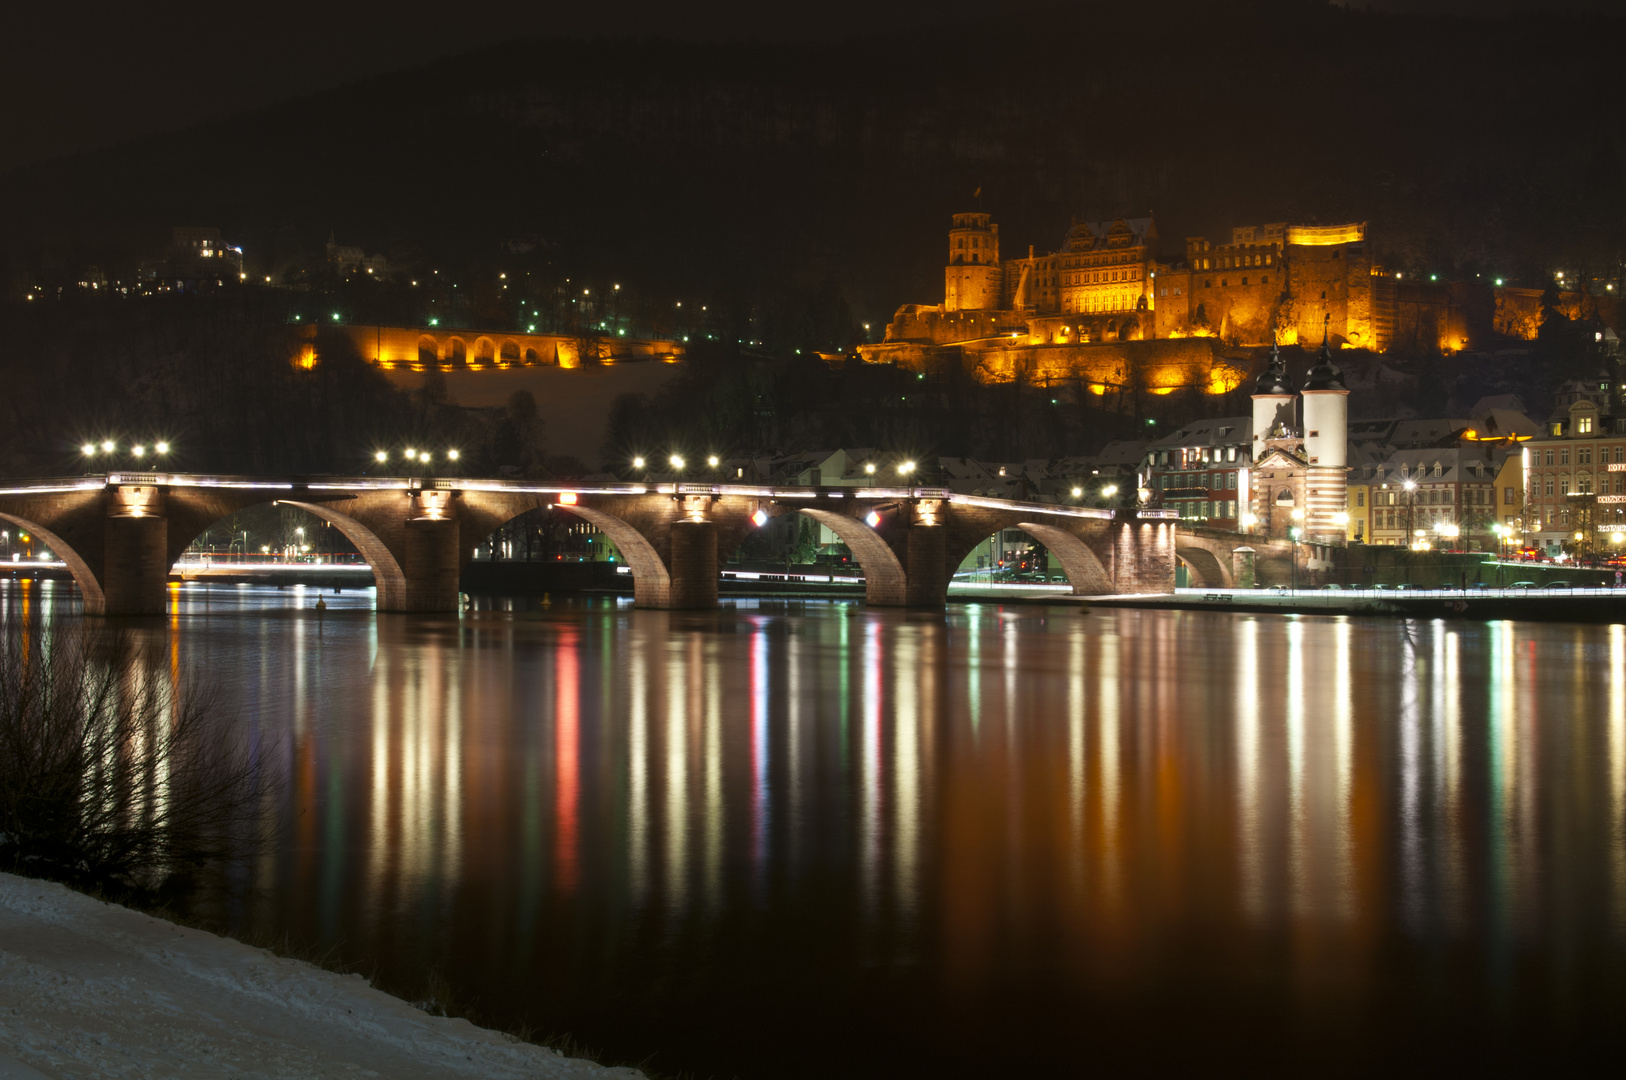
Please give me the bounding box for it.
[0,474,1178,616]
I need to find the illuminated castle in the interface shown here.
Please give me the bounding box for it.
[874,210,1381,350]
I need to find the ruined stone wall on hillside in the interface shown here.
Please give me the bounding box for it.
[1283,243,1372,347]
[962,336,1248,395]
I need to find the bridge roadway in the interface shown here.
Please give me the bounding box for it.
[0,473,1179,616]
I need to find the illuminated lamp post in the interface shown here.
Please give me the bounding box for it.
[1289,523,1302,592]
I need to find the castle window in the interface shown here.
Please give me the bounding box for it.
[1242,277,1249,286]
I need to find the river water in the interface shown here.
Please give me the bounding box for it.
[4,579,1625,1077]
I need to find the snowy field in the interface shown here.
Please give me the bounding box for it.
[0,874,644,1079]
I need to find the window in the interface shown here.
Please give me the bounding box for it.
[1545,478,1555,496]
[1561,449,1570,465]
[1580,447,1593,465]
[1560,479,1570,495]
[1618,476,1625,495]
[1227,472,1237,490]
[1579,416,1594,434]
[1617,446,1624,464]
[1545,450,1555,465]
[1505,486,1515,504]
[1580,476,1593,493]
[1357,491,1365,507]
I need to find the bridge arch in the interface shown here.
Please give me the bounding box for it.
[164,500,409,611]
[0,511,105,614]
[523,347,540,365]
[499,339,521,364]
[473,336,497,364]
[447,337,467,365]
[798,508,907,606]
[1175,545,1231,589]
[1014,521,1113,594]
[547,505,672,607]
[417,335,440,365]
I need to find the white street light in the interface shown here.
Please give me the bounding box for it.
[155,441,169,454]
[669,455,685,470]
[1101,484,1119,498]
[101,440,115,453]
[81,444,95,456]
[707,455,720,468]
[633,456,645,469]
[447,449,460,461]
[375,450,388,463]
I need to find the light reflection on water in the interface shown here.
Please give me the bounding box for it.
[3,579,1625,1076]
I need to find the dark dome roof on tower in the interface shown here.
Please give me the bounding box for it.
[1253,344,1294,395]
[1304,335,1346,392]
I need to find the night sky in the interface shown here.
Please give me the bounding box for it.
[5,0,1616,176]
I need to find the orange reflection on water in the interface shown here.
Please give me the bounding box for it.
[14,583,1626,1078]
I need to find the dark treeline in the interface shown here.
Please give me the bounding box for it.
[4,1,1626,355]
[0,295,571,477]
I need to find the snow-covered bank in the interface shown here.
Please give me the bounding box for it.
[0,874,643,1079]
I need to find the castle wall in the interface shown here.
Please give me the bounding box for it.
[1283,242,1372,347]
[337,325,682,371]
[1164,268,1284,344]
[960,336,1248,395]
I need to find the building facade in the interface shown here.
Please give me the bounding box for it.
[1143,417,1251,529]
[1524,389,1626,554]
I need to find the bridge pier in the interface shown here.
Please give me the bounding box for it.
[902,525,949,607]
[667,519,719,609]
[399,517,462,613]
[102,515,169,616]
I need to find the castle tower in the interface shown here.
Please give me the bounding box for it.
[944,212,1002,312]
[1301,318,1350,539]
[1250,342,1296,460]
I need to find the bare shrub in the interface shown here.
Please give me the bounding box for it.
[0,624,269,892]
